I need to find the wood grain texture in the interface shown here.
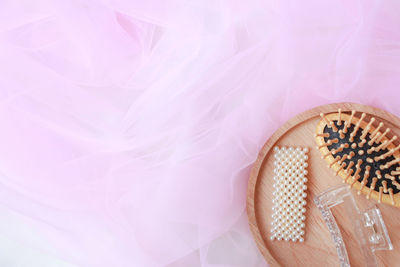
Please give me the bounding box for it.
[247,103,400,267]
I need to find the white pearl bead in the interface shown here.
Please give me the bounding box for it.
[271,146,308,242]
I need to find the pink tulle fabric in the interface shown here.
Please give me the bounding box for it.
[1,0,400,266]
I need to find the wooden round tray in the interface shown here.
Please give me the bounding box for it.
[247,103,400,266]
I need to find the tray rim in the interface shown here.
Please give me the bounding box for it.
[246,102,400,266]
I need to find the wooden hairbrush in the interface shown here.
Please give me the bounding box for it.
[315,108,400,207]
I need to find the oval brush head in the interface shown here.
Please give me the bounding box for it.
[315,109,400,207]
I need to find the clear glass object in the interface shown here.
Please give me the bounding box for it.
[314,184,392,267]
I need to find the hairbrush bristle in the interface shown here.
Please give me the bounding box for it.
[315,109,400,207]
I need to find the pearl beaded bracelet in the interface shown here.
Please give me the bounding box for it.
[270,146,309,242]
